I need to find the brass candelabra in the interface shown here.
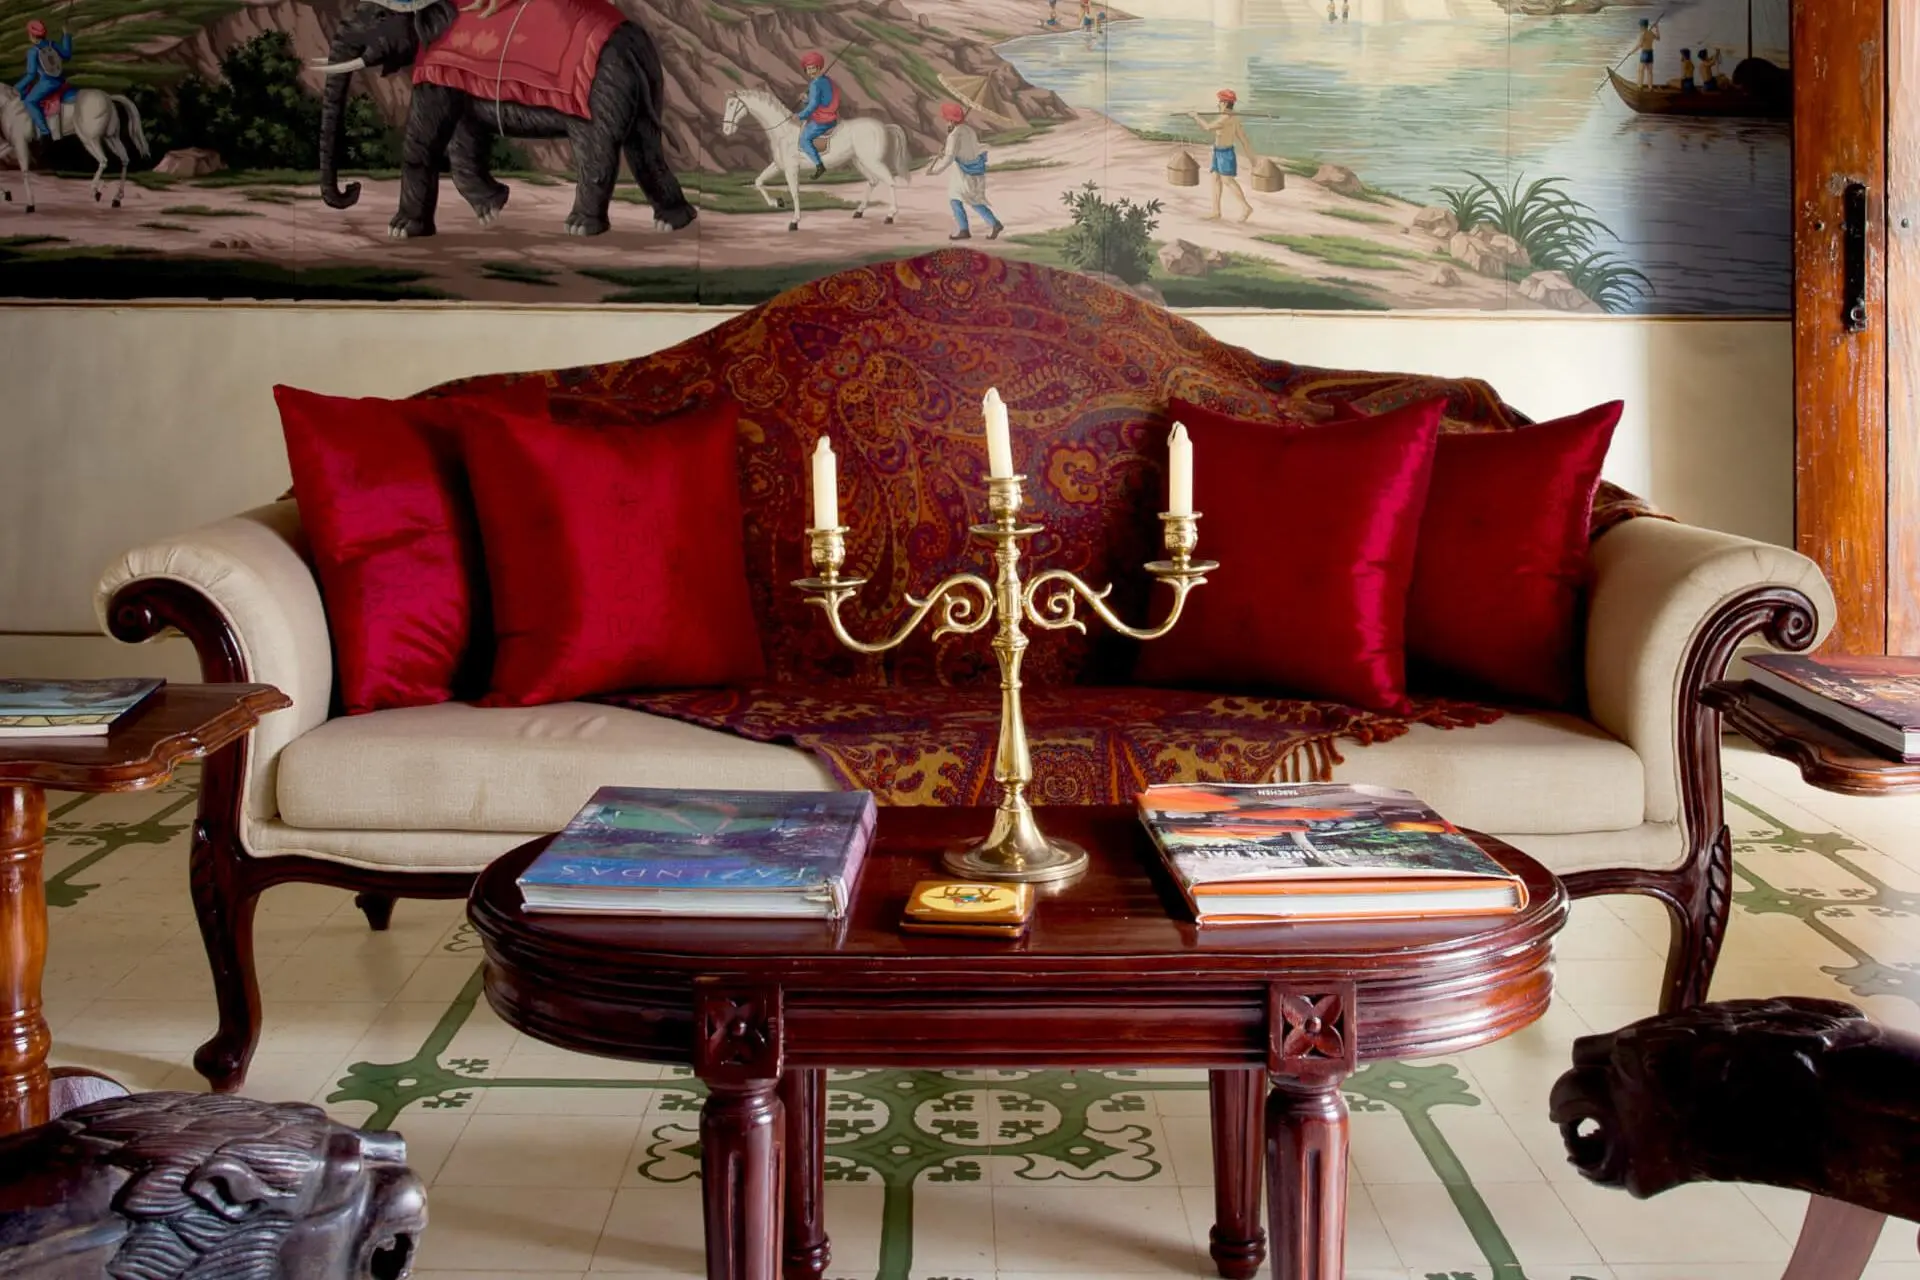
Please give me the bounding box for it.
[795,474,1217,883]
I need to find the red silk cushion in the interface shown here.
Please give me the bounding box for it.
[1134,397,1442,712]
[465,400,765,706]
[275,384,540,714]
[1387,401,1623,708]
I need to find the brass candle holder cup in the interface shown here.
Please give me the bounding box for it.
[795,475,1217,884]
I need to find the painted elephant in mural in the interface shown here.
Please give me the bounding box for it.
[313,0,695,238]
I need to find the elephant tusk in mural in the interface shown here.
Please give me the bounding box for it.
[308,57,367,75]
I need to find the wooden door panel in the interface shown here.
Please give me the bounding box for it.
[1890,2,1920,652]
[1795,0,1889,655]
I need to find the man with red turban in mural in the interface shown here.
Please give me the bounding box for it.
[14,17,73,140]
[926,100,1001,241]
[793,50,840,181]
[1190,88,1258,223]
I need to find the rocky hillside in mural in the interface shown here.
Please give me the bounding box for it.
[102,0,1071,173]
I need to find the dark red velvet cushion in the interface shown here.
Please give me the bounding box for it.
[1390,401,1623,708]
[1134,397,1442,712]
[275,384,540,715]
[465,400,765,707]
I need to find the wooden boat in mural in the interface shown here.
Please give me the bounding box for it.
[1607,64,1791,119]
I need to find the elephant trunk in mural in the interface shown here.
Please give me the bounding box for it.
[313,0,695,239]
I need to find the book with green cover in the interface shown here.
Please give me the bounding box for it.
[516,786,877,917]
[0,678,163,738]
[1137,781,1526,924]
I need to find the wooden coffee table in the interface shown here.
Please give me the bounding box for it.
[0,682,289,1135]
[469,805,1567,1280]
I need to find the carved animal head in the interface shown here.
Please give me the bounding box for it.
[0,1092,427,1280]
[1549,996,1872,1199]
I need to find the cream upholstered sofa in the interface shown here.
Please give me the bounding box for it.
[100,499,1833,1091]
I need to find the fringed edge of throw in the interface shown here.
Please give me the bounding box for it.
[1266,733,1345,783]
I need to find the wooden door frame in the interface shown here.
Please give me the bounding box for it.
[1889,4,1919,652]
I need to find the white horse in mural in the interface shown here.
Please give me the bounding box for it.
[0,84,147,214]
[721,87,910,232]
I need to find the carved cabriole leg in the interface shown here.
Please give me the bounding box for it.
[0,785,50,1136]
[1563,585,1820,1014]
[189,758,266,1094]
[355,892,397,932]
[779,1068,829,1280]
[1265,983,1356,1280]
[1207,1067,1266,1279]
[697,982,785,1280]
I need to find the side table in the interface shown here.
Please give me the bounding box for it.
[0,682,288,1135]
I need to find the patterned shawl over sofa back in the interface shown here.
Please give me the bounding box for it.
[441,249,1639,690]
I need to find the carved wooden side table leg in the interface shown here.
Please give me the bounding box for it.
[779,1068,830,1280]
[1207,1066,1267,1279]
[1265,1077,1349,1280]
[0,785,50,1136]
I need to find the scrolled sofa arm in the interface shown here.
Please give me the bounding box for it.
[1584,517,1835,832]
[96,499,332,827]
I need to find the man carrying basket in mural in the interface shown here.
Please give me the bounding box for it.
[1191,89,1257,223]
[927,100,1002,242]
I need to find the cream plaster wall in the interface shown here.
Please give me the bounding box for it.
[0,305,1791,676]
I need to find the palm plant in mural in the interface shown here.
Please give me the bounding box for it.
[1433,171,1653,313]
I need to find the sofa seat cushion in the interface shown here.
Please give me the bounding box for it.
[1327,711,1643,834]
[275,701,838,833]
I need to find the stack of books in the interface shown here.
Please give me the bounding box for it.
[516,786,876,918]
[1746,654,1920,762]
[1137,781,1526,924]
[0,678,163,738]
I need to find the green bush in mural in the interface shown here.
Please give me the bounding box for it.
[1058,182,1163,287]
[139,32,398,170]
[1432,171,1652,313]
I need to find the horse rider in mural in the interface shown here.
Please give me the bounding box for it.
[15,17,73,140]
[794,50,839,181]
[1191,89,1257,224]
[927,100,1002,242]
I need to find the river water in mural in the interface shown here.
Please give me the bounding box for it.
[1004,5,1792,313]
[0,0,1789,311]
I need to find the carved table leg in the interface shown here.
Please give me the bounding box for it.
[0,785,49,1137]
[702,1079,785,1280]
[779,1068,830,1280]
[1265,1076,1349,1280]
[1207,1067,1266,1279]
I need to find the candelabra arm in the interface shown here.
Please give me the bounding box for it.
[1022,568,1210,643]
[805,572,996,655]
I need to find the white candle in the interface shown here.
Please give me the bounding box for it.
[983,387,1015,479]
[811,437,839,529]
[1168,422,1194,516]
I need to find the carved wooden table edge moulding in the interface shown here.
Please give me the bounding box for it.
[0,682,290,1135]
[469,806,1569,1280]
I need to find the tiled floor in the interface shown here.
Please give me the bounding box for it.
[36,740,1920,1280]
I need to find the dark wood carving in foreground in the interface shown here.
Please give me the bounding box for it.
[0,1091,428,1279]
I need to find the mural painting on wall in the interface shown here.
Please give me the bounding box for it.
[0,0,1788,313]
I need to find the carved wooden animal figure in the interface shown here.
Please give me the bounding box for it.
[1552,997,1920,1280]
[0,1091,428,1280]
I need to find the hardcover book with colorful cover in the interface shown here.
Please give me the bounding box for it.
[0,678,164,738]
[516,786,877,917]
[1746,654,1920,761]
[1137,781,1526,924]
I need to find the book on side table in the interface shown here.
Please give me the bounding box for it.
[1745,654,1920,762]
[1138,781,1527,924]
[517,786,877,918]
[0,678,164,738]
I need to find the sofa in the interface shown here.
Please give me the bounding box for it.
[99,250,1833,1105]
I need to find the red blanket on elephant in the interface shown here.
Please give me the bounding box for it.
[414,0,622,120]
[433,251,1658,805]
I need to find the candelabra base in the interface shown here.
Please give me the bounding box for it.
[942,800,1090,884]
